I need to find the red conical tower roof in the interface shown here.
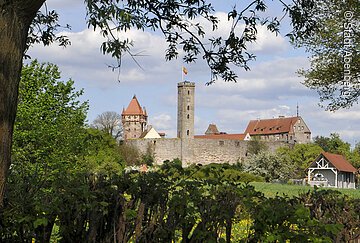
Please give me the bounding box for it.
[122,95,146,116]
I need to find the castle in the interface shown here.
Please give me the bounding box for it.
[122,81,311,166]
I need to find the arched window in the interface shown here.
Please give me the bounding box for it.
[187,105,190,110]
[187,130,189,136]
[187,114,190,119]
[188,90,190,95]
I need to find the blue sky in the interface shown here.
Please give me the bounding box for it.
[28,0,360,146]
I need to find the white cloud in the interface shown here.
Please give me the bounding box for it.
[151,114,172,128]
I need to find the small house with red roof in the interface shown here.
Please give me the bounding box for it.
[244,116,311,144]
[307,152,357,189]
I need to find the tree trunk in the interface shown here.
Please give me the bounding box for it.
[134,201,145,241]
[0,0,45,207]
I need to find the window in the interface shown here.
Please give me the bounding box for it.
[187,114,190,119]
[187,130,189,136]
[188,90,190,95]
[187,105,190,110]
[219,141,224,146]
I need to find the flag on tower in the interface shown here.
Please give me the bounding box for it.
[182,66,188,75]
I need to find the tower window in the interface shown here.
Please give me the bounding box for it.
[187,105,190,110]
[187,130,189,136]
[187,114,190,119]
[188,90,190,95]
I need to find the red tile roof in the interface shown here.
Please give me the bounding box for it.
[244,116,300,135]
[195,133,246,140]
[122,95,146,116]
[321,152,357,173]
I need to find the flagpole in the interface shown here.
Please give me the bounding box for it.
[181,66,184,82]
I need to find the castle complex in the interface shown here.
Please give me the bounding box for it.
[122,81,311,166]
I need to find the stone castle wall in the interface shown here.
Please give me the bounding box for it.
[126,138,288,166]
[126,138,182,165]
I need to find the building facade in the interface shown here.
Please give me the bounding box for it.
[244,116,311,144]
[307,152,356,189]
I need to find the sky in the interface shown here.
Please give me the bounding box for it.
[27,0,360,146]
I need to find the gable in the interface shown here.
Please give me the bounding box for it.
[309,152,357,173]
[140,127,161,139]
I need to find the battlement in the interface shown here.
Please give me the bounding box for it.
[178,81,195,87]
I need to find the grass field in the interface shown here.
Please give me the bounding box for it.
[251,182,360,199]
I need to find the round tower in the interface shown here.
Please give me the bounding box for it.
[177,81,195,139]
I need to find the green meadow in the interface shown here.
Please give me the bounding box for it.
[252,182,360,199]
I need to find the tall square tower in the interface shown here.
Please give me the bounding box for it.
[177,81,195,139]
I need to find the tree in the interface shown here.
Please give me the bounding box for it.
[2,61,126,241]
[0,0,323,206]
[4,60,89,241]
[314,133,351,156]
[247,136,268,155]
[245,151,296,182]
[276,143,323,178]
[92,111,123,141]
[291,0,360,110]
